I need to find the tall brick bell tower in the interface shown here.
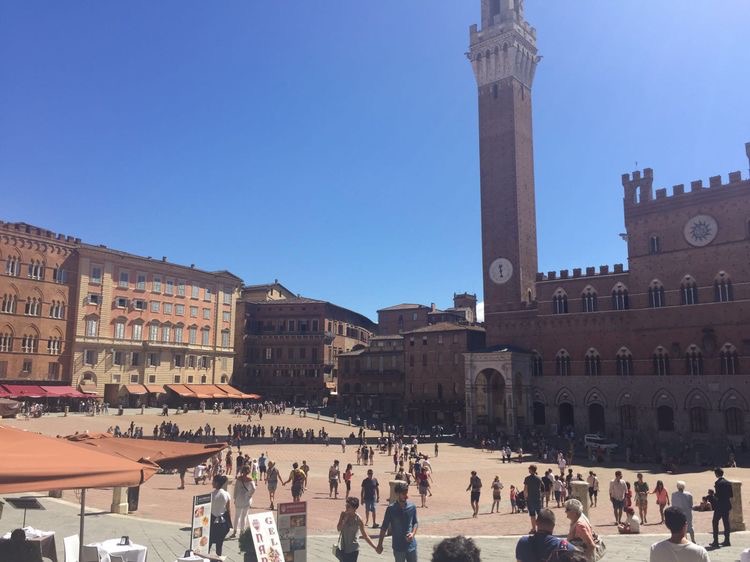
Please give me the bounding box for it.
[468,0,539,320]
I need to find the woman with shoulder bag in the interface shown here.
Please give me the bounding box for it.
[335,497,378,561]
[209,474,233,557]
[565,499,605,562]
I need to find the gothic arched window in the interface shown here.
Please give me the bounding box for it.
[653,347,670,376]
[611,283,629,311]
[685,345,703,376]
[615,347,633,376]
[680,276,698,305]
[556,350,571,376]
[648,280,665,308]
[552,290,568,315]
[719,344,738,375]
[581,287,598,313]
[584,348,601,376]
[531,351,543,377]
[714,272,733,302]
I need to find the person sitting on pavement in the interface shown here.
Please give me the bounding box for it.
[515,508,575,562]
[617,507,641,534]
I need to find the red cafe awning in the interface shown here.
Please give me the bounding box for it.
[40,386,88,399]
[3,385,46,398]
[144,385,164,394]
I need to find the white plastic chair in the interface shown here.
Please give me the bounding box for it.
[63,535,79,562]
[80,545,101,562]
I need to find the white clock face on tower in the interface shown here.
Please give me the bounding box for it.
[489,258,513,285]
[683,214,718,247]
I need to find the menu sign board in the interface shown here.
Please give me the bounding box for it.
[277,501,307,562]
[191,493,212,555]
[249,511,285,562]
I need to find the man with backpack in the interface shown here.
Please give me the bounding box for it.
[515,508,576,562]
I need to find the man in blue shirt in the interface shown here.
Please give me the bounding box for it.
[515,508,574,562]
[377,481,419,562]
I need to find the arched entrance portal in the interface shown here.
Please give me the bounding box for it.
[588,404,605,434]
[559,403,574,430]
[475,369,506,430]
[533,402,546,426]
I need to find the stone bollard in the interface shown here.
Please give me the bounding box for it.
[730,480,745,531]
[110,487,129,515]
[64,406,69,417]
[388,480,402,503]
[348,417,352,426]
[317,412,320,420]
[333,414,337,424]
[140,405,145,415]
[569,481,589,518]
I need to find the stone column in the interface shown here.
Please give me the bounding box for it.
[730,480,745,531]
[569,481,589,518]
[110,487,129,515]
[388,481,401,503]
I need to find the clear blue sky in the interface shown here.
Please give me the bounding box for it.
[2,1,748,321]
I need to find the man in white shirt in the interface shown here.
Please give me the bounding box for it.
[650,506,711,562]
[609,470,627,525]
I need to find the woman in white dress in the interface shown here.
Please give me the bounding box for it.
[229,465,257,538]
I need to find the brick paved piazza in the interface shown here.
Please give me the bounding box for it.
[2,409,748,561]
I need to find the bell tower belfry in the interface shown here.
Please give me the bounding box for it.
[468,0,539,318]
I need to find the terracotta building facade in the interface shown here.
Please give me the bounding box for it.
[338,295,485,424]
[0,221,242,401]
[0,222,80,384]
[464,0,750,450]
[72,245,242,403]
[237,293,376,404]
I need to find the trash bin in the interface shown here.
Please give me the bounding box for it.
[127,486,140,512]
[118,406,124,416]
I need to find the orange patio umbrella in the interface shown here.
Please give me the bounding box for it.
[66,431,227,471]
[0,425,158,560]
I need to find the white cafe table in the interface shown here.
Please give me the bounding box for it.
[86,538,148,562]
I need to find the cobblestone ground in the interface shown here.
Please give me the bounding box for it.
[2,410,748,561]
[0,496,746,562]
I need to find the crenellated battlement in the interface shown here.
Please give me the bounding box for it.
[0,220,81,244]
[621,142,750,209]
[622,169,746,209]
[536,263,626,283]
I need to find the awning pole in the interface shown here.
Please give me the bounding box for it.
[79,488,86,561]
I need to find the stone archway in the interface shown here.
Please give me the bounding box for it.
[533,401,546,425]
[589,404,605,434]
[559,403,575,430]
[474,368,506,430]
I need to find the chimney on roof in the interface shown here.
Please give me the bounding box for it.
[162,256,167,262]
[431,302,436,312]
